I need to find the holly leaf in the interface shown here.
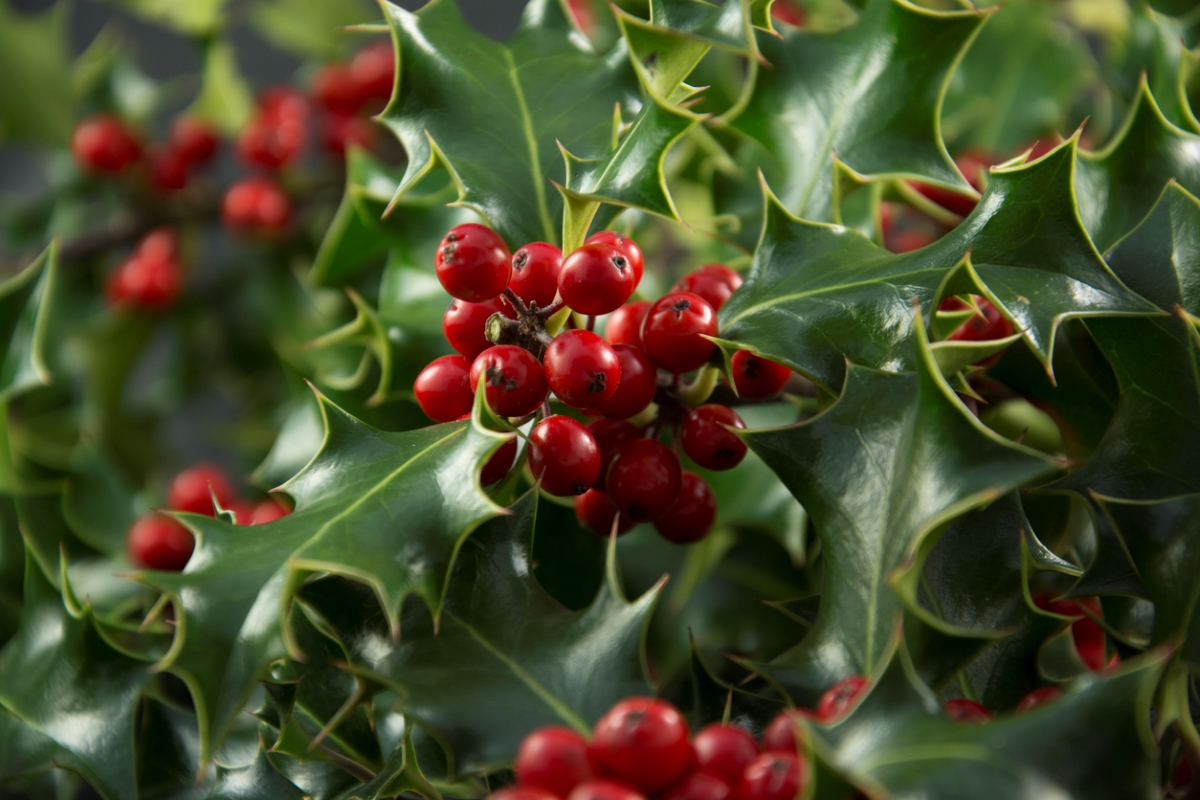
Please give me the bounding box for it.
[1047,182,1200,501]
[140,394,510,764]
[249,0,376,60]
[728,0,986,223]
[740,320,1056,703]
[378,0,640,246]
[717,142,1157,392]
[186,39,255,137]
[0,245,57,402]
[0,2,73,146]
[0,554,150,800]
[105,0,229,36]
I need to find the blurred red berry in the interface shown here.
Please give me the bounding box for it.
[72,113,141,173]
[127,513,194,571]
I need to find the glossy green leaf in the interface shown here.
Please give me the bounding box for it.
[0,246,57,402]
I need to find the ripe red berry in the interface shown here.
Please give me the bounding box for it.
[493,788,560,800]
[311,63,365,114]
[1015,686,1062,714]
[574,489,634,536]
[642,293,718,374]
[559,244,636,316]
[170,116,218,164]
[586,419,639,492]
[470,345,548,418]
[514,726,594,799]
[350,42,396,107]
[436,224,512,302]
[946,299,1014,366]
[510,242,563,309]
[566,780,646,800]
[605,301,650,349]
[481,438,518,486]
[662,773,730,800]
[607,439,683,523]
[145,144,189,192]
[72,113,141,173]
[585,230,644,286]
[221,177,292,234]
[544,330,622,410]
[136,227,178,263]
[528,416,600,496]
[771,0,806,26]
[673,265,741,312]
[237,114,306,169]
[1034,595,1107,672]
[654,472,716,544]
[248,499,290,525]
[127,513,194,571]
[596,345,656,421]
[321,113,377,156]
[762,710,811,753]
[737,752,810,800]
[1175,753,1194,791]
[168,463,236,516]
[943,698,992,724]
[730,351,791,399]
[913,151,996,217]
[816,676,868,720]
[681,405,747,471]
[414,355,474,422]
[693,724,758,788]
[591,697,691,794]
[442,297,514,359]
[259,86,310,121]
[106,255,183,311]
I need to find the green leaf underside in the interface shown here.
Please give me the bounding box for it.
[378,0,640,247]
[718,143,1157,392]
[742,328,1054,701]
[730,0,983,223]
[140,396,507,764]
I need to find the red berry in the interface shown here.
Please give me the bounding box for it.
[605,301,650,349]
[222,177,292,234]
[127,513,194,571]
[681,405,747,471]
[939,296,971,312]
[567,780,646,800]
[913,150,997,217]
[693,724,758,788]
[514,726,594,798]
[229,501,259,525]
[72,113,141,173]
[737,752,809,800]
[106,254,182,310]
[654,472,716,544]
[559,244,636,316]
[730,351,791,399]
[887,230,936,254]
[544,330,622,410]
[528,416,601,496]
[469,345,548,418]
[946,299,1013,343]
[481,438,518,486]
[642,293,718,374]
[237,114,305,169]
[493,788,560,800]
[414,355,474,422]
[596,345,656,420]
[168,463,237,516]
[170,116,218,164]
[770,0,806,26]
[442,297,515,359]
[145,144,189,192]
[943,698,992,724]
[574,489,634,536]
[816,676,868,720]
[258,86,310,122]
[436,224,512,302]
[591,697,691,794]
[248,499,290,525]
[699,264,742,291]
[321,113,377,156]
[311,63,365,114]
[662,773,730,800]
[350,42,396,107]
[762,710,811,753]
[673,265,741,312]
[136,227,178,263]
[1033,595,1107,672]
[1015,687,1062,714]
[1175,753,1194,790]
[585,230,644,286]
[586,419,640,492]
[510,242,563,309]
[607,439,683,522]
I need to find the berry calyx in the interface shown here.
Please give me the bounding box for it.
[605,301,650,349]
[816,676,868,720]
[510,242,563,309]
[1015,687,1062,714]
[681,405,747,471]
[762,710,811,753]
[528,416,600,496]
[169,116,218,164]
[693,724,759,788]
[607,439,683,523]
[168,463,237,516]
[574,489,633,536]
[641,293,718,374]
[588,419,641,492]
[585,230,644,286]
[414,355,474,422]
[221,177,292,235]
[470,345,549,418]
[730,351,791,399]
[443,297,515,359]
[672,264,741,312]
[595,345,656,421]
[567,780,646,800]
[591,697,692,794]
[559,244,636,316]
[436,224,512,302]
[127,513,194,571]
[350,42,396,107]
[514,726,594,799]
[943,698,992,724]
[311,63,365,114]
[653,472,716,544]
[662,773,730,800]
[737,752,810,800]
[544,330,622,410]
[72,113,141,173]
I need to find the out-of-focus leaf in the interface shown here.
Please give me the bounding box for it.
[186,40,254,137]
[106,0,230,36]
[249,0,375,60]
[0,3,73,146]
[0,246,57,402]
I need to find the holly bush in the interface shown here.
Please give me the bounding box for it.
[0,0,1198,797]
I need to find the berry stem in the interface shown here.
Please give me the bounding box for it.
[586,314,596,332]
[536,298,566,319]
[504,287,531,317]
[678,364,720,407]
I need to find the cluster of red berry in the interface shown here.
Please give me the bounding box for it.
[413,224,796,544]
[72,112,218,193]
[125,463,291,572]
[105,227,185,309]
